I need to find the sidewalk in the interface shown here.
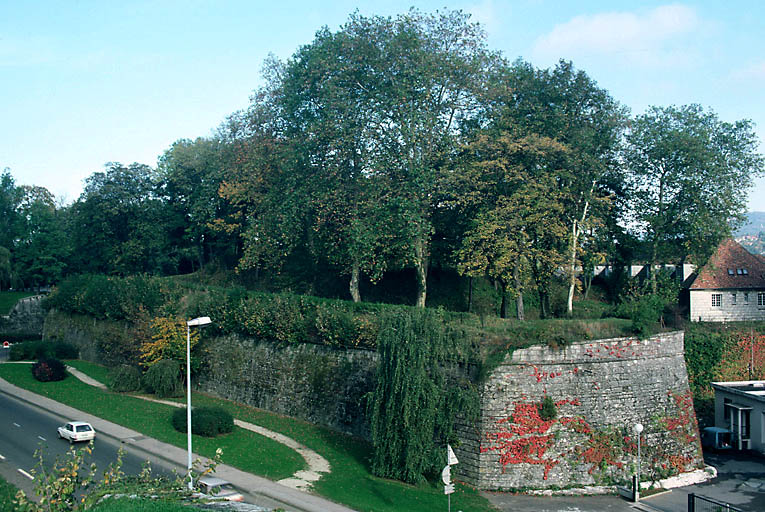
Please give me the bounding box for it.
[0,377,356,512]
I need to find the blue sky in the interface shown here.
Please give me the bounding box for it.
[2,1,764,210]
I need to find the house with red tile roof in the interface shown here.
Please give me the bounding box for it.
[688,238,765,322]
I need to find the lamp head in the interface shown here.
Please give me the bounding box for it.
[187,316,212,327]
[634,423,644,434]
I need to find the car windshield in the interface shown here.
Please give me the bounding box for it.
[76,425,92,432]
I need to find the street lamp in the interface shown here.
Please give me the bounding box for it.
[633,422,644,501]
[186,316,212,490]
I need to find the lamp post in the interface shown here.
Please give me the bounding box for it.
[633,422,643,501]
[186,316,212,490]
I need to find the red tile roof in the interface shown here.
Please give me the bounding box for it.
[689,238,765,290]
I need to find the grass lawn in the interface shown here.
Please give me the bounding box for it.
[0,291,36,315]
[90,498,199,511]
[65,359,113,385]
[0,364,304,481]
[0,475,18,512]
[2,361,498,512]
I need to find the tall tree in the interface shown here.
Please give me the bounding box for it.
[493,61,627,315]
[624,104,764,290]
[352,9,491,307]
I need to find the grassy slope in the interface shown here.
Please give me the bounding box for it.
[1,362,497,512]
[0,291,36,315]
[90,498,199,511]
[0,364,304,481]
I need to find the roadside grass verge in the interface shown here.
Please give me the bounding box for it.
[0,475,18,512]
[65,359,112,385]
[7,361,498,512]
[169,394,496,512]
[91,497,198,511]
[0,291,36,315]
[0,364,304,481]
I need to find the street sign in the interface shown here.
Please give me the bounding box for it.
[447,444,459,465]
[441,465,451,485]
[2,341,9,349]
[444,483,455,495]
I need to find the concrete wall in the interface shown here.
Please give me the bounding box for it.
[454,331,704,489]
[690,289,765,322]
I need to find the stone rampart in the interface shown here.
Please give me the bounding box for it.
[0,295,45,339]
[454,331,704,489]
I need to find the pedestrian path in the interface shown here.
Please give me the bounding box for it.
[64,364,331,491]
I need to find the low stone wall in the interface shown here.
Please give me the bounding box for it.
[0,295,45,339]
[454,331,704,490]
[197,335,377,439]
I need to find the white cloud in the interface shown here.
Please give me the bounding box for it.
[466,0,500,35]
[532,4,700,68]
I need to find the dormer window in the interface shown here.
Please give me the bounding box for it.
[743,269,748,275]
[737,269,743,275]
[728,269,735,275]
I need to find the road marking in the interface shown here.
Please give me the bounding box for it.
[13,423,21,427]
[18,469,34,480]
[38,436,46,441]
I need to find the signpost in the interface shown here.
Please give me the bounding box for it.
[442,444,459,512]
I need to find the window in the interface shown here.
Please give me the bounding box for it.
[712,294,722,307]
[737,269,743,275]
[728,268,735,275]
[731,293,737,305]
[744,292,750,304]
[743,269,749,275]
[759,292,765,307]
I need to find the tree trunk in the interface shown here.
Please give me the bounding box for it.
[415,237,429,308]
[498,278,508,319]
[467,276,473,313]
[567,187,593,316]
[349,262,361,303]
[650,237,659,294]
[514,260,524,321]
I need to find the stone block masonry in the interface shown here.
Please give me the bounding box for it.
[454,331,704,490]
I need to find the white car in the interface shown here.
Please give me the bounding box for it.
[57,421,96,444]
[197,476,244,502]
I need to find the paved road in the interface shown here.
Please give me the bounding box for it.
[0,391,174,498]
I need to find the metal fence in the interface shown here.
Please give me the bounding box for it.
[688,493,743,512]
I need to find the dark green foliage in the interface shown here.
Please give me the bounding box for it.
[142,359,183,398]
[538,395,557,421]
[369,309,479,484]
[109,364,142,392]
[626,295,665,338]
[171,406,234,437]
[10,340,78,361]
[31,358,67,382]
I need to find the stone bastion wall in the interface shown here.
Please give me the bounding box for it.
[42,310,702,490]
[453,331,704,489]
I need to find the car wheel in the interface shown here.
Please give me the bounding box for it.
[57,431,62,439]
[68,437,73,445]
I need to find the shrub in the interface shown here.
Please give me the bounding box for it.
[171,406,234,437]
[109,364,142,392]
[9,340,78,361]
[31,358,67,382]
[142,359,183,398]
[538,395,557,421]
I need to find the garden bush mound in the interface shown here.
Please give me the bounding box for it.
[142,359,183,398]
[31,358,67,382]
[171,406,234,437]
[109,364,142,392]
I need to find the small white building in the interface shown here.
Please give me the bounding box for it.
[688,239,765,322]
[712,380,765,453]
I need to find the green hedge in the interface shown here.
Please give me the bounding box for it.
[171,406,234,437]
[10,340,79,361]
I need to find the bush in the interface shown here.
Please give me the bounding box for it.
[538,395,557,421]
[31,358,67,382]
[142,359,183,398]
[10,340,78,361]
[171,406,234,437]
[109,364,142,392]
